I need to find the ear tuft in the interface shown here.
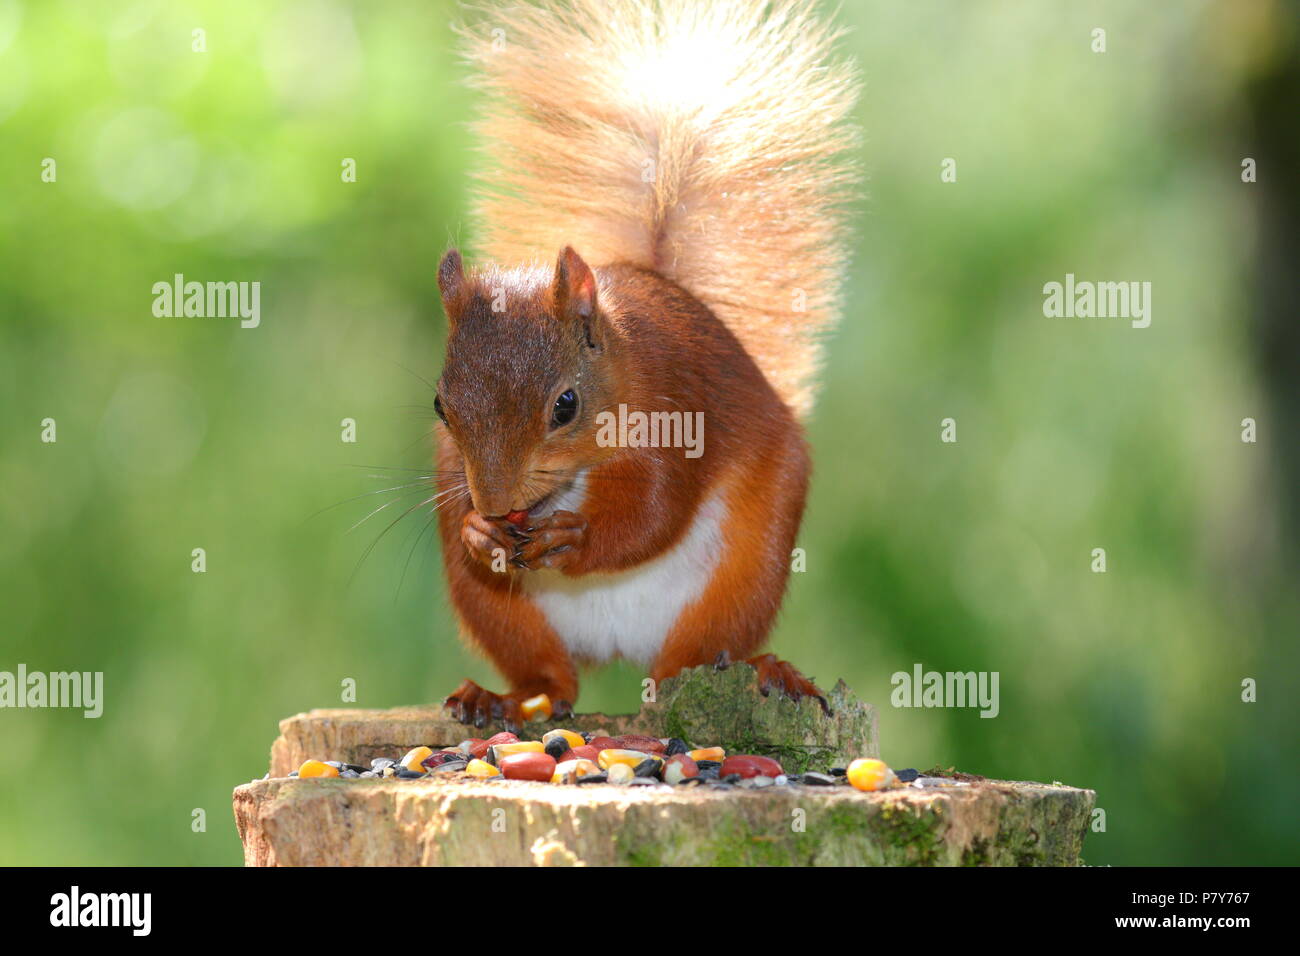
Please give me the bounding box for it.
[437,248,465,302]
[553,245,597,322]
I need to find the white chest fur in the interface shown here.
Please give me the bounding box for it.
[523,485,726,667]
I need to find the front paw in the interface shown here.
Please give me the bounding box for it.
[511,510,587,571]
[460,511,515,571]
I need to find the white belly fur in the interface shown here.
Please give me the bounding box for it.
[523,482,726,667]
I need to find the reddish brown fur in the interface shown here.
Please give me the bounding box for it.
[435,254,817,723]
[432,0,858,724]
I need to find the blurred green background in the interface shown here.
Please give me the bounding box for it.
[1,0,1295,866]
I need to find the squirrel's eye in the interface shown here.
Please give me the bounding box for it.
[550,389,578,429]
[434,394,448,425]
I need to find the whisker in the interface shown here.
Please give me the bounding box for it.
[302,476,439,529]
[347,483,464,534]
[395,496,454,602]
[392,361,440,395]
[348,486,467,587]
[344,463,463,476]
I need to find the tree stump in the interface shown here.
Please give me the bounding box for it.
[236,662,1094,866]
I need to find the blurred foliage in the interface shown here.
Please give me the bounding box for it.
[0,0,1295,865]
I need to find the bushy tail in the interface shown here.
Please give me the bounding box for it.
[460,0,860,418]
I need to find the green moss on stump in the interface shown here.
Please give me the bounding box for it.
[639,662,878,773]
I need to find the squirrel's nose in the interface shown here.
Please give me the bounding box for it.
[464,460,525,518]
[467,482,516,519]
[474,499,515,520]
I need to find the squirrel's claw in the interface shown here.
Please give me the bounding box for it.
[443,678,525,731]
[511,510,586,571]
[443,678,483,726]
[745,654,832,716]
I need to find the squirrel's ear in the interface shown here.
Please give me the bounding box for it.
[552,246,600,345]
[437,248,466,312]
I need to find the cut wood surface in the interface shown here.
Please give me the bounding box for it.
[234,775,1095,866]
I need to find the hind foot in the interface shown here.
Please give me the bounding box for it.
[744,654,831,716]
[442,678,573,731]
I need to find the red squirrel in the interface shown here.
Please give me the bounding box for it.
[431,0,859,727]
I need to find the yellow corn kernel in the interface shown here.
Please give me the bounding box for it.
[541,728,586,750]
[520,694,553,722]
[597,749,661,770]
[399,746,434,773]
[465,758,501,779]
[847,758,897,792]
[297,759,339,779]
[551,758,600,783]
[688,747,725,763]
[606,763,635,784]
[487,740,545,765]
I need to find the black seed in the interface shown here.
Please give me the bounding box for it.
[664,738,690,757]
[576,773,608,784]
[633,758,661,778]
[722,773,742,784]
[696,760,722,770]
[829,767,847,776]
[396,769,425,779]
[544,738,569,760]
[896,768,919,783]
[697,766,721,780]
